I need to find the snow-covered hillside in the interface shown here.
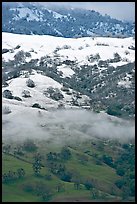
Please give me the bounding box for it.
[2,32,135,67]
[2,70,90,110]
[2,32,135,120]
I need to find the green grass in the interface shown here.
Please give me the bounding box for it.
[2,184,40,202]
[65,154,120,194]
[2,154,33,175]
[2,139,131,202]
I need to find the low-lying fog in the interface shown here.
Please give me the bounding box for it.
[2,105,135,144]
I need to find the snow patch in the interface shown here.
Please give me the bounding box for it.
[58,65,75,78]
[117,80,131,88]
[11,7,41,21]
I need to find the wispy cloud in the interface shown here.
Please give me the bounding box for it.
[2,107,135,145]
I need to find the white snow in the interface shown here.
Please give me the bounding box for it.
[117,80,131,88]
[117,72,133,88]
[117,72,132,88]
[2,70,62,108]
[52,11,64,19]
[109,61,130,68]
[11,7,40,21]
[47,9,68,20]
[87,30,94,35]
[2,70,89,110]
[57,65,75,78]
[2,32,135,68]
[54,28,63,36]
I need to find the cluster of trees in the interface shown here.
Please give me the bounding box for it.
[47,147,71,162]
[97,143,135,199]
[72,177,96,192]
[87,53,100,63]
[2,168,25,183]
[114,144,135,199]
[30,147,72,181]
[107,52,121,63]
[3,89,22,101]
[14,50,31,64]
[44,87,64,101]
[102,154,114,168]
[3,79,35,100]
[3,140,38,157]
[48,162,72,182]
[107,104,123,116]
[69,61,134,117]
[46,147,72,182]
[33,153,43,176]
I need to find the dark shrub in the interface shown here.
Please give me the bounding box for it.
[32,103,41,109]
[13,96,22,101]
[22,90,31,98]
[26,79,35,88]
[3,89,13,99]
[84,180,93,190]
[115,179,125,189]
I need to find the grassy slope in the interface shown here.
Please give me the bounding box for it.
[2,154,40,202]
[2,140,122,202]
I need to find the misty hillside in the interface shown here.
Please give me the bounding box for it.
[2,2,135,37]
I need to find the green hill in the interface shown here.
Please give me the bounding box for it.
[2,138,135,202]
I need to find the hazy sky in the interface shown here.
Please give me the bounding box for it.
[38,2,135,22]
